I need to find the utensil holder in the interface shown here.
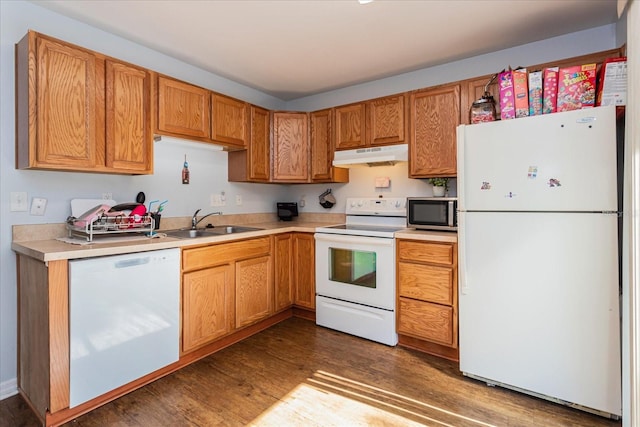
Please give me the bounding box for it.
[151,213,161,230]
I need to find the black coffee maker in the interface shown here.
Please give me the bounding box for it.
[277,202,298,221]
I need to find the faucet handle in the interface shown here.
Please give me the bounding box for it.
[193,208,201,217]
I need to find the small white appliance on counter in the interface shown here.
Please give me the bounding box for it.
[457,106,621,418]
[315,198,407,346]
[68,248,180,407]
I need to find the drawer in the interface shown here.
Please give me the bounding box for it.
[397,240,454,265]
[398,262,453,305]
[398,297,455,347]
[183,237,271,271]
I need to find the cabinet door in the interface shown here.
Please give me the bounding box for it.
[272,112,309,182]
[368,94,408,146]
[157,76,210,139]
[182,264,234,353]
[334,103,366,150]
[34,35,99,169]
[293,233,315,309]
[398,262,454,305]
[461,75,500,125]
[274,234,293,311]
[409,84,460,177]
[212,93,247,148]
[248,105,270,181]
[310,109,333,181]
[235,255,273,328]
[398,298,454,346]
[105,60,152,173]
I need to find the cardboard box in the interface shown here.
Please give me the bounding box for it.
[528,70,543,116]
[513,68,529,118]
[499,70,515,120]
[542,67,559,114]
[597,57,627,107]
[557,64,597,112]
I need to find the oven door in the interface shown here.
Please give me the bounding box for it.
[315,233,395,310]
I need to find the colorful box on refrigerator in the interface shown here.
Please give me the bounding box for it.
[542,67,559,114]
[596,57,627,107]
[528,71,543,116]
[557,64,597,112]
[513,69,529,118]
[499,70,515,120]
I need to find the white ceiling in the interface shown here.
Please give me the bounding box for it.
[30,0,619,101]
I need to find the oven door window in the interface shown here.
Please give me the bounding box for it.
[329,247,376,288]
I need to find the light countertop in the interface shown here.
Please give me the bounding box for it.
[12,219,457,262]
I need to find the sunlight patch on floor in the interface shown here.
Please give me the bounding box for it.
[249,370,497,426]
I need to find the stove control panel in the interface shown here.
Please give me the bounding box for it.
[346,198,406,216]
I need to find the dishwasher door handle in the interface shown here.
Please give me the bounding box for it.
[114,257,150,269]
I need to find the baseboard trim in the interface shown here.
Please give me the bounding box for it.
[0,378,18,400]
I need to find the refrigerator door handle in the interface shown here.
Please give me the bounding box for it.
[458,212,469,295]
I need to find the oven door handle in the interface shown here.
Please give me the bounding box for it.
[314,233,395,247]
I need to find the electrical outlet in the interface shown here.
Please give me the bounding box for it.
[102,192,113,200]
[236,195,242,205]
[10,192,28,212]
[211,194,224,207]
[30,197,47,216]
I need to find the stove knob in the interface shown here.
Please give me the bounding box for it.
[350,200,356,207]
[395,200,401,208]
[357,200,363,207]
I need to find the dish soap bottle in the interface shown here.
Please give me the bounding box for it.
[182,155,190,184]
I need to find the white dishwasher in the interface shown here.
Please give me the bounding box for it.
[68,248,180,407]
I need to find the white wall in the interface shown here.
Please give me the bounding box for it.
[0,0,621,398]
[285,25,618,112]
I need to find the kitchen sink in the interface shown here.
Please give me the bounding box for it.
[209,225,264,234]
[164,228,219,239]
[164,225,263,239]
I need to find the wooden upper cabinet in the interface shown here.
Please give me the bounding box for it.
[105,60,153,173]
[461,75,500,125]
[334,103,366,150]
[157,76,210,140]
[211,93,247,148]
[227,105,270,182]
[310,109,333,181]
[247,105,270,181]
[17,32,99,170]
[15,31,153,174]
[272,112,309,182]
[409,84,460,178]
[368,94,408,146]
[309,108,348,183]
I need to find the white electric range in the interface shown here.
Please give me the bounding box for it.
[315,197,407,346]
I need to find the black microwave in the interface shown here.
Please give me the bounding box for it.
[407,197,457,231]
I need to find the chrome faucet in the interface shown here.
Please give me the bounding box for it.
[191,209,222,229]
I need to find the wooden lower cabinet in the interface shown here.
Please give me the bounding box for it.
[274,233,294,311]
[182,264,235,352]
[396,238,458,361]
[181,236,273,353]
[235,255,273,328]
[293,232,315,309]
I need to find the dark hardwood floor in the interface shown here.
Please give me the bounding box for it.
[1,317,621,427]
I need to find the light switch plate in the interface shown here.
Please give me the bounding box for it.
[10,192,28,212]
[30,197,47,215]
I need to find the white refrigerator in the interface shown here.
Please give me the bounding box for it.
[457,106,621,418]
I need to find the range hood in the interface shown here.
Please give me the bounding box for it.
[332,144,408,167]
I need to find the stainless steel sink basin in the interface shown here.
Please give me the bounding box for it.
[165,225,263,239]
[164,228,219,239]
[208,225,264,234]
